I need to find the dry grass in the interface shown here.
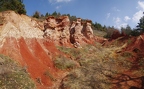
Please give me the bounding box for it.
[0,54,36,89]
[93,30,107,37]
[58,42,143,89]
[54,55,77,70]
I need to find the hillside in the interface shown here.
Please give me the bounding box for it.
[0,11,144,89]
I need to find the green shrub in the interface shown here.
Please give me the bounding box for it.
[54,56,77,70]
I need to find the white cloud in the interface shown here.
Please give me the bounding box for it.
[112,7,120,12]
[132,1,144,24]
[114,23,128,29]
[56,5,61,9]
[49,0,53,3]
[113,17,128,29]
[106,13,111,19]
[113,17,121,23]
[56,0,71,3]
[132,10,143,23]
[124,16,131,22]
[49,0,72,3]
[113,17,122,29]
[138,1,144,10]
[120,23,128,28]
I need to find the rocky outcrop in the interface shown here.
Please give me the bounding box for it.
[0,11,44,40]
[69,18,94,48]
[70,18,84,48]
[44,17,94,47]
[0,10,94,48]
[83,20,93,39]
[43,16,70,45]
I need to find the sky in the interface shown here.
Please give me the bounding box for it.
[23,0,144,29]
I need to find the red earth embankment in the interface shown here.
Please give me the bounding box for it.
[0,37,65,89]
[102,35,144,89]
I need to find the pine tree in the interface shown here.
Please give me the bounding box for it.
[136,15,144,33]
[45,12,49,17]
[0,0,26,14]
[32,11,40,18]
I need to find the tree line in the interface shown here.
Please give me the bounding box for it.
[32,11,77,23]
[92,18,144,38]
[0,0,26,14]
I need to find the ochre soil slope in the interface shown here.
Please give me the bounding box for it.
[0,37,66,89]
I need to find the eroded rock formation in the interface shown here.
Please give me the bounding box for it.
[44,17,94,47]
[0,11,44,40]
[43,16,70,45]
[83,20,93,39]
[0,10,95,48]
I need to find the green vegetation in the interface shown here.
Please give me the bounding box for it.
[54,55,77,70]
[121,25,132,35]
[136,15,144,33]
[57,43,143,89]
[0,0,26,14]
[32,11,41,19]
[31,9,144,38]
[0,54,36,89]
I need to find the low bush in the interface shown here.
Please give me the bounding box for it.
[54,56,77,70]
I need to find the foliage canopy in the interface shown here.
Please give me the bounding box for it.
[0,0,26,14]
[136,14,144,33]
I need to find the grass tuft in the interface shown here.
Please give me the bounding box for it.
[0,54,36,89]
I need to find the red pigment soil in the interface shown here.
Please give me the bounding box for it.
[43,40,60,55]
[103,35,144,89]
[19,37,54,86]
[0,37,25,65]
[0,37,65,89]
[125,35,144,54]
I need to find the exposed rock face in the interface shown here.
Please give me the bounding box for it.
[44,16,70,45]
[0,11,44,40]
[70,18,84,47]
[69,18,94,48]
[0,11,94,48]
[83,20,93,39]
[44,17,94,47]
